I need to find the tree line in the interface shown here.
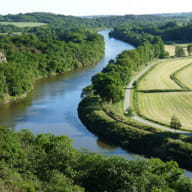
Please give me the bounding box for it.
[0,126,192,192]
[1,12,192,34]
[0,27,104,101]
[111,21,192,44]
[83,28,167,103]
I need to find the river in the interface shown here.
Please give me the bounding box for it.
[0,30,139,158]
[0,30,192,176]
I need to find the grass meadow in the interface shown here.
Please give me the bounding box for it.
[175,64,192,89]
[138,58,192,90]
[137,57,192,130]
[0,22,46,27]
[138,92,192,130]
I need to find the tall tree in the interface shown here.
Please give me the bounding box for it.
[170,115,182,130]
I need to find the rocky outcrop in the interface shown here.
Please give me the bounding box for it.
[0,52,7,63]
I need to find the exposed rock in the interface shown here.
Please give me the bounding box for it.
[0,52,7,63]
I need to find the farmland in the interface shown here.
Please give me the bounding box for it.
[0,21,46,27]
[138,92,192,129]
[175,63,192,89]
[138,58,192,90]
[164,44,189,57]
[136,57,192,130]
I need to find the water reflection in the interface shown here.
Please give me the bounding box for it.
[97,139,117,151]
[0,30,137,158]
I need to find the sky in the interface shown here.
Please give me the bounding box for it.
[1,0,192,16]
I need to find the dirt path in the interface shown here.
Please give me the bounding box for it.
[124,60,192,135]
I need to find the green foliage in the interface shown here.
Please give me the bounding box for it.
[90,26,167,103]
[109,27,167,58]
[81,84,94,98]
[0,67,7,99]
[45,170,84,192]
[126,107,134,117]
[0,28,104,100]
[187,44,192,56]
[170,115,182,129]
[175,46,185,57]
[92,72,123,102]
[0,126,192,192]
[1,12,192,33]
[111,22,192,44]
[78,96,192,171]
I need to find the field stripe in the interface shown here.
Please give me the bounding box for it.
[138,58,192,90]
[137,57,192,130]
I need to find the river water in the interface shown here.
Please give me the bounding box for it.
[0,30,138,158]
[0,30,192,176]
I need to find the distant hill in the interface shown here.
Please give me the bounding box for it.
[1,12,192,29]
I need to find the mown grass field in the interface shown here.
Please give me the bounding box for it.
[175,64,192,89]
[164,45,176,56]
[138,58,192,90]
[138,92,192,130]
[137,57,192,130]
[0,22,46,27]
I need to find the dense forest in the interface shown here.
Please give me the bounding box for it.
[109,21,192,44]
[0,27,104,101]
[1,126,192,192]
[1,12,192,32]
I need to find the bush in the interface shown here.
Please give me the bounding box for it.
[170,115,182,130]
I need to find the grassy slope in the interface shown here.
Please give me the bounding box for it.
[0,22,46,27]
[164,45,176,56]
[138,92,192,129]
[137,57,192,130]
[138,58,192,90]
[175,64,192,89]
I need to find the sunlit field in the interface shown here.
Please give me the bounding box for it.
[138,58,192,90]
[137,57,192,130]
[175,64,192,89]
[0,22,46,27]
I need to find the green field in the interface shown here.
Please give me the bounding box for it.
[137,57,192,130]
[0,22,46,27]
[164,44,189,57]
[138,58,192,90]
[175,63,192,89]
[138,92,192,129]
[164,45,176,56]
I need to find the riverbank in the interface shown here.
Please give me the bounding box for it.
[0,29,104,104]
[78,38,192,170]
[0,61,104,105]
[78,94,192,170]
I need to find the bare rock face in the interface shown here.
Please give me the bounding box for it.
[0,52,7,63]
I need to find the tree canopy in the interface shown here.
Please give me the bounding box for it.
[0,27,104,100]
[0,126,191,192]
